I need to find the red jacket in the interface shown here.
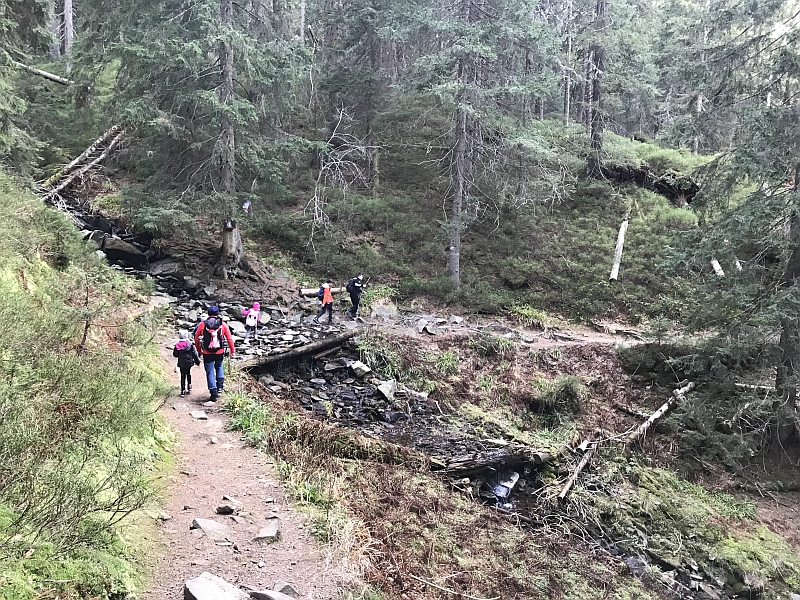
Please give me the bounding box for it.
[321,284,334,305]
[194,317,236,356]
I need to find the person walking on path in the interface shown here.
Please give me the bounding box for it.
[194,306,235,401]
[345,273,364,318]
[173,331,200,397]
[313,280,335,324]
[243,301,261,343]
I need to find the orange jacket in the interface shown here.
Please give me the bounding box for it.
[194,317,236,356]
[321,284,334,304]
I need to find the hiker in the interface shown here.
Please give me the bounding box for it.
[173,330,200,397]
[313,279,335,324]
[193,305,235,401]
[242,301,260,343]
[345,273,364,318]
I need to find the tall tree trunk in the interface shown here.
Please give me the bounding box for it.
[299,0,306,41]
[580,47,592,128]
[449,105,469,288]
[586,0,606,178]
[216,0,242,278]
[562,0,573,125]
[48,0,61,61]
[63,0,73,56]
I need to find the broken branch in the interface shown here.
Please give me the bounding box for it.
[45,125,123,186]
[557,444,596,502]
[13,61,73,85]
[44,130,126,200]
[627,381,695,445]
[240,330,356,369]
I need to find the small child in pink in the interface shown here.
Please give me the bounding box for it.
[243,301,261,342]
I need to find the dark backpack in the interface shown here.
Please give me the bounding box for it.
[317,286,324,300]
[201,317,223,351]
[346,278,357,293]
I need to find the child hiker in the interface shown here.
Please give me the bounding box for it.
[173,330,200,397]
[243,301,260,343]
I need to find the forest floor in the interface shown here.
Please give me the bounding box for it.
[142,342,344,600]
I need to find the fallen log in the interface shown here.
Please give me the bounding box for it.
[557,444,596,502]
[239,330,356,369]
[13,61,73,85]
[627,381,695,445]
[44,129,126,199]
[299,286,345,297]
[609,216,629,281]
[45,125,123,186]
[444,447,533,477]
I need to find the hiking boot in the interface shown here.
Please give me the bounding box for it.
[313,318,320,324]
[180,390,186,397]
[188,384,192,391]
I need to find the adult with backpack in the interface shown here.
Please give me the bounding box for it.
[313,279,335,324]
[345,273,364,318]
[193,305,235,401]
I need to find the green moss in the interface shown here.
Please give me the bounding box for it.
[713,526,800,588]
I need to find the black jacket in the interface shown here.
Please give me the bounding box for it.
[173,340,200,369]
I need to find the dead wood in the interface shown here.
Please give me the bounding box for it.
[44,125,122,186]
[443,447,533,477]
[239,330,356,369]
[627,381,695,445]
[44,130,126,199]
[13,61,73,85]
[557,444,596,502]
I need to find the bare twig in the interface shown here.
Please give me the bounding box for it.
[407,573,500,600]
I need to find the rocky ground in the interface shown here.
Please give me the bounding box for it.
[143,343,343,600]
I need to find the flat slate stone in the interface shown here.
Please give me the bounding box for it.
[189,518,231,542]
[273,581,299,597]
[190,411,208,420]
[253,517,281,543]
[184,571,248,600]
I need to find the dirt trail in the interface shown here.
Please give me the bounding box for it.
[142,342,342,600]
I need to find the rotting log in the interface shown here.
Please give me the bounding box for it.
[44,129,126,199]
[557,444,596,502]
[627,381,695,445]
[299,286,345,297]
[443,447,533,477]
[239,330,356,369]
[609,216,629,281]
[44,125,122,186]
[13,61,73,85]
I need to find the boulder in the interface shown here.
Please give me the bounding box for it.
[349,361,371,378]
[253,516,281,543]
[377,379,397,402]
[184,572,248,600]
[86,230,106,247]
[189,518,231,542]
[149,258,182,276]
[371,302,398,319]
[227,320,247,336]
[101,237,148,269]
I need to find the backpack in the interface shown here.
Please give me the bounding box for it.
[201,318,223,351]
[317,286,324,300]
[245,311,258,327]
[346,278,357,293]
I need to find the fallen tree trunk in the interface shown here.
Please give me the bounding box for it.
[240,330,356,369]
[443,447,533,476]
[45,125,122,186]
[44,129,126,199]
[627,381,695,445]
[609,216,629,281]
[13,61,73,85]
[558,444,595,502]
[299,286,345,297]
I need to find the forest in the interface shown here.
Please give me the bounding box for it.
[3,0,800,598]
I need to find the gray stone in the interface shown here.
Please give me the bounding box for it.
[349,361,371,378]
[423,324,442,335]
[342,320,358,329]
[184,572,248,600]
[87,230,106,247]
[253,517,281,543]
[310,378,327,386]
[450,315,464,324]
[188,310,198,322]
[228,320,247,336]
[377,379,397,402]
[273,582,298,598]
[371,302,398,319]
[101,237,148,268]
[189,518,231,543]
[190,411,208,420]
[249,591,295,600]
[324,362,342,371]
[149,259,181,276]
[202,283,217,297]
[216,504,238,515]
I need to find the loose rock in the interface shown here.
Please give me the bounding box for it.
[184,571,247,600]
[253,516,281,543]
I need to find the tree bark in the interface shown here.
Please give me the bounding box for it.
[63,0,73,60]
[775,210,800,442]
[586,0,606,177]
[241,330,357,369]
[219,0,236,197]
[13,61,72,86]
[627,381,695,445]
[48,0,61,61]
[44,130,126,200]
[609,215,628,280]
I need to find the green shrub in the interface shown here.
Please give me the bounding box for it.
[435,350,459,375]
[531,374,588,413]
[469,330,516,360]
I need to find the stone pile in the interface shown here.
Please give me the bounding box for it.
[170,298,340,359]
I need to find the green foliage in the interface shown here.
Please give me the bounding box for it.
[434,351,459,375]
[468,331,516,361]
[224,391,275,444]
[531,374,588,413]
[357,331,402,380]
[509,304,550,328]
[0,172,166,598]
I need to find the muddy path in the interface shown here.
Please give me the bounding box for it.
[142,343,343,600]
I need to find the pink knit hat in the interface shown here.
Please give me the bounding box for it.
[253,302,260,311]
